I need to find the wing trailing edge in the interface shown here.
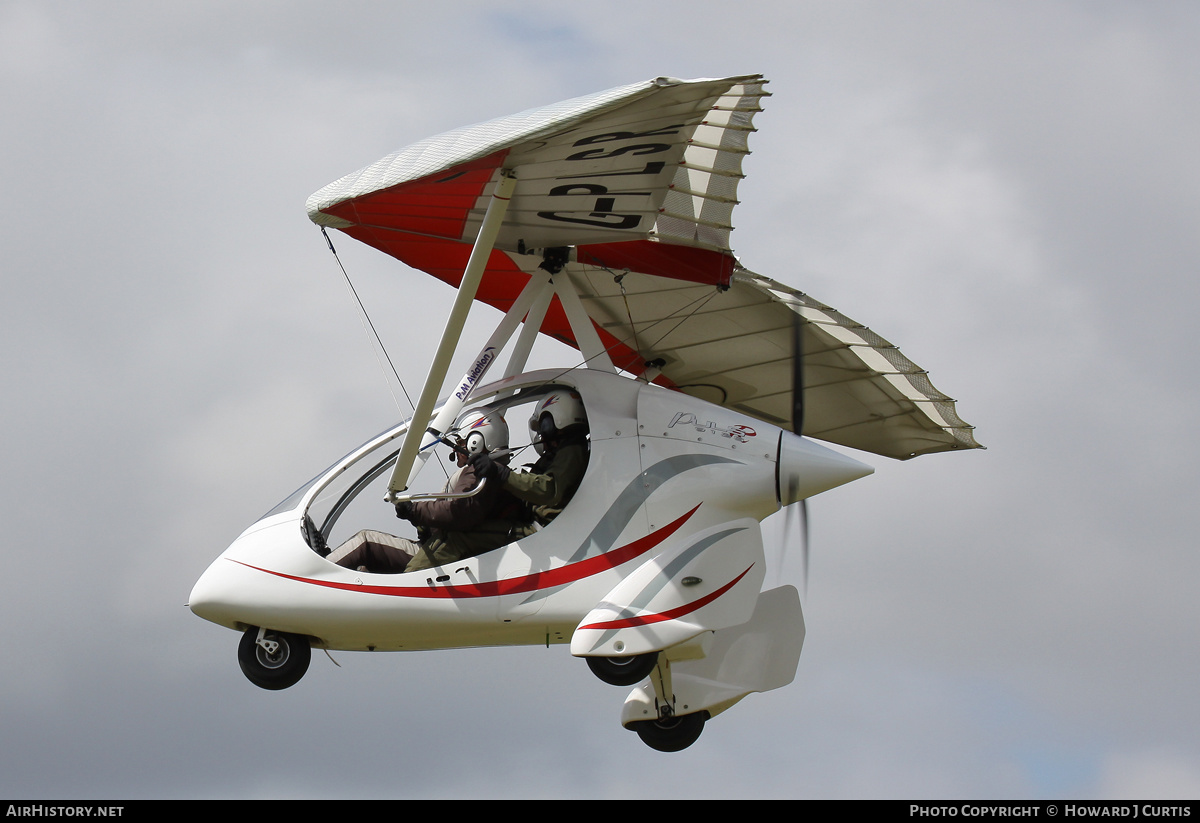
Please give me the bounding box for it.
[306,75,982,460]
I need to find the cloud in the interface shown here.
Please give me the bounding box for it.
[3,1,1199,799]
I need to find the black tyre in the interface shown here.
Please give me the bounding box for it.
[629,711,708,752]
[238,627,311,690]
[585,652,659,686]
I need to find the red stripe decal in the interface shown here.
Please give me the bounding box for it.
[577,565,754,630]
[231,504,701,600]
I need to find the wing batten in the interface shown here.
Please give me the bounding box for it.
[309,75,768,252]
[307,74,980,460]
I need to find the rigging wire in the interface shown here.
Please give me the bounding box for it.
[320,228,452,485]
[537,269,724,385]
[319,235,724,482]
[614,270,643,362]
[321,227,414,415]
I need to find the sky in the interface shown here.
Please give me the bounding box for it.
[2,0,1198,800]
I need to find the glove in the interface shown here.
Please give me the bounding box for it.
[394,500,414,521]
[471,452,510,484]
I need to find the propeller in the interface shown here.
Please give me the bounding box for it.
[779,485,809,591]
[793,309,811,593]
[772,308,810,594]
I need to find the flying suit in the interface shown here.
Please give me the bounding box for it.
[502,435,588,533]
[329,462,519,573]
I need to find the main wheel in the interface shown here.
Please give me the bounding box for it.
[586,652,659,686]
[629,711,708,752]
[238,627,311,690]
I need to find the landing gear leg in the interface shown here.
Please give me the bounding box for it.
[628,654,707,751]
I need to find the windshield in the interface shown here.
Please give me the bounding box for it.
[256,421,407,522]
[260,472,325,520]
[304,427,411,548]
[299,381,578,553]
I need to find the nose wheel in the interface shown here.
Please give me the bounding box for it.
[238,627,311,690]
[585,652,660,686]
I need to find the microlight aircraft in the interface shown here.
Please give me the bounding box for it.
[189,74,981,752]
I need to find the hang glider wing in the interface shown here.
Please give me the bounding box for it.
[306,75,981,460]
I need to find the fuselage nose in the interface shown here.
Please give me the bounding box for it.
[776,431,873,505]
[188,513,313,631]
[188,555,242,627]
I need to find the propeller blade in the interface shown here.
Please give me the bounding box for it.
[772,498,809,595]
[792,309,805,436]
[794,306,810,597]
[768,304,814,594]
[798,498,809,597]
[768,518,786,590]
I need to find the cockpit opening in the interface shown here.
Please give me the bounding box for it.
[301,384,590,574]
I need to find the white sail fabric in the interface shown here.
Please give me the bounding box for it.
[305,74,981,460]
[555,261,981,459]
[307,75,768,253]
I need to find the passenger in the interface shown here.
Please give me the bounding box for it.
[472,390,588,533]
[328,411,520,573]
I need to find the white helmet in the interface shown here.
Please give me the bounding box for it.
[529,390,587,453]
[456,410,509,456]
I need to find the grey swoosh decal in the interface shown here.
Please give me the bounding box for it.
[517,452,740,605]
[582,525,747,652]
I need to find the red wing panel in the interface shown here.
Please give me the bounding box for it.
[306,76,981,458]
[322,152,507,242]
[577,241,736,287]
[336,224,666,383]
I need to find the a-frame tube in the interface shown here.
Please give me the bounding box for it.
[502,273,555,380]
[386,170,516,496]
[555,272,616,373]
[397,269,553,492]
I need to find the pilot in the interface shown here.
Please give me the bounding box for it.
[472,390,588,533]
[328,410,520,574]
